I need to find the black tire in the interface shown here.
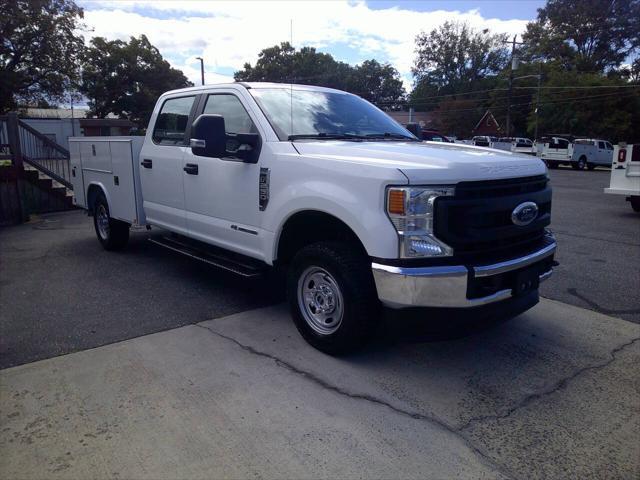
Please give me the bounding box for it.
[93,193,129,250]
[286,241,380,355]
[547,161,558,169]
[631,196,640,213]
[573,156,587,170]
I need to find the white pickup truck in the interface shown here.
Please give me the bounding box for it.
[572,138,614,170]
[70,82,556,354]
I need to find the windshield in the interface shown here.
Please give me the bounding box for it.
[249,88,415,141]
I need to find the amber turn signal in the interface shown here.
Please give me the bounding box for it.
[388,189,406,215]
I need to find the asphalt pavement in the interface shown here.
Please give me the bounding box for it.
[542,167,640,323]
[0,166,638,369]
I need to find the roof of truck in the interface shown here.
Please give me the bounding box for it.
[163,82,348,97]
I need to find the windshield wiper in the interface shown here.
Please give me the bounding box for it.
[288,133,364,141]
[365,132,420,141]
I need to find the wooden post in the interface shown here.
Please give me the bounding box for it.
[6,112,23,168]
[6,112,27,222]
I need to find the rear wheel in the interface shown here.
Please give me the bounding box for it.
[93,193,129,250]
[546,160,558,169]
[286,241,380,355]
[573,156,587,170]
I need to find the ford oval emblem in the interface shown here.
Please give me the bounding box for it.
[511,202,539,226]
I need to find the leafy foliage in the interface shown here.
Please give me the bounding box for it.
[522,0,640,73]
[79,35,192,126]
[234,42,405,105]
[0,0,85,112]
[412,22,509,93]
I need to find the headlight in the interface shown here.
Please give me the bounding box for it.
[386,186,454,257]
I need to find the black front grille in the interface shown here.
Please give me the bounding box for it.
[435,175,551,257]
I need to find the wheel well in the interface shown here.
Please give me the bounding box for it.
[580,155,587,161]
[276,211,367,265]
[86,184,104,215]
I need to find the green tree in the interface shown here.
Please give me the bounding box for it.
[80,35,192,126]
[0,0,85,112]
[412,21,509,95]
[234,42,405,105]
[349,60,405,106]
[522,0,640,73]
[525,71,640,142]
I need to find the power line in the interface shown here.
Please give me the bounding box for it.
[381,90,639,115]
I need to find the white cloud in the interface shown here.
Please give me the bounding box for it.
[80,1,531,89]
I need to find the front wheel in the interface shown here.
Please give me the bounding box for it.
[286,241,380,355]
[93,193,130,250]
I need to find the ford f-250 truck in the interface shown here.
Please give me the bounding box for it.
[70,82,556,354]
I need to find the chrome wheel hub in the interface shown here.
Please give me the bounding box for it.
[96,205,110,240]
[297,266,344,335]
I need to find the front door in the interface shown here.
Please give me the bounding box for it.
[182,91,265,259]
[139,95,197,234]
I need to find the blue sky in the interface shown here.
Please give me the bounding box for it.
[79,1,543,87]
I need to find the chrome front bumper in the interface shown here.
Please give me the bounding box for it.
[372,242,556,309]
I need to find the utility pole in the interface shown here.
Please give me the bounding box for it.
[196,57,205,85]
[533,62,542,141]
[504,35,524,137]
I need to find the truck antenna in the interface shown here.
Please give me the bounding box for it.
[290,18,293,137]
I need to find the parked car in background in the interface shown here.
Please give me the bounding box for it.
[572,138,614,170]
[536,136,573,168]
[471,135,498,147]
[605,143,640,212]
[421,129,454,143]
[493,137,535,155]
[69,82,556,354]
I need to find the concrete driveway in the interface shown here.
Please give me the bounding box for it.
[2,300,638,479]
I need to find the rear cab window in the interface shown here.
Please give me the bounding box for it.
[152,96,196,145]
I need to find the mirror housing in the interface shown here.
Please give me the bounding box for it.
[190,114,226,158]
[190,114,262,163]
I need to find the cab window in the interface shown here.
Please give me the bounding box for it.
[203,94,258,135]
[153,96,196,145]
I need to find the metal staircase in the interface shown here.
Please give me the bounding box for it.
[0,113,74,224]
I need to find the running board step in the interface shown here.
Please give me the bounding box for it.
[149,236,266,278]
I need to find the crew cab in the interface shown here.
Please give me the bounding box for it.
[70,83,556,354]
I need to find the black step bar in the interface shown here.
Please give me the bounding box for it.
[148,235,266,278]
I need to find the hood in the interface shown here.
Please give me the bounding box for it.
[293,140,546,184]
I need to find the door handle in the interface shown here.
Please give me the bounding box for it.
[141,159,153,169]
[184,163,199,175]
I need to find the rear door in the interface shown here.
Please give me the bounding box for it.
[139,95,198,234]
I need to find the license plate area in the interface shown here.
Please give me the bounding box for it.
[467,257,553,300]
[513,266,540,295]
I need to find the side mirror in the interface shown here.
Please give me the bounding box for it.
[224,133,261,164]
[190,114,227,158]
[190,114,262,163]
